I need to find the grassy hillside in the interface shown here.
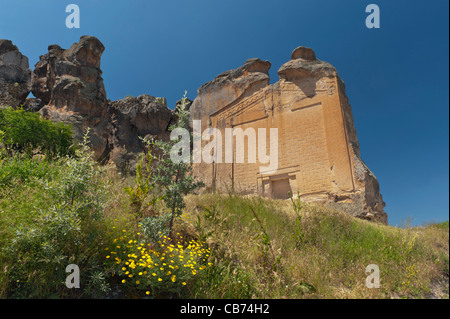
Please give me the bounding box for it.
[0,107,448,299]
[181,193,449,299]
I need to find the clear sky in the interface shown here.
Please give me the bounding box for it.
[1,0,448,226]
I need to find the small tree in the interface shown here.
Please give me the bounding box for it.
[151,92,204,237]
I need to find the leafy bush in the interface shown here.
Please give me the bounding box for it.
[57,130,109,217]
[0,107,73,157]
[0,131,111,298]
[140,213,172,243]
[5,205,82,298]
[0,154,53,187]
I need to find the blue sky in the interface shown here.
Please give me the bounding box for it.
[1,0,448,226]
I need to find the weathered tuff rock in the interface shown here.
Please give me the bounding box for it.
[0,37,387,223]
[108,95,173,170]
[29,36,175,166]
[291,46,316,61]
[32,37,107,113]
[190,58,271,122]
[0,40,32,107]
[190,46,388,224]
[22,97,44,112]
[33,36,110,159]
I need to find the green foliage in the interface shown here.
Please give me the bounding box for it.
[140,213,171,243]
[431,220,449,230]
[194,259,256,299]
[55,129,110,222]
[0,129,5,159]
[0,130,111,298]
[248,205,279,272]
[5,205,82,298]
[123,138,161,217]
[0,96,208,298]
[190,194,293,298]
[0,154,53,187]
[185,193,449,298]
[0,99,447,299]
[151,92,204,237]
[0,107,73,157]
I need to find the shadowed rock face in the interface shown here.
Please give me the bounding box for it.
[32,36,107,116]
[190,46,388,224]
[30,36,175,165]
[109,95,172,150]
[108,95,173,170]
[0,40,31,107]
[32,36,110,160]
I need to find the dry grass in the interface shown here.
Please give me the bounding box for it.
[177,192,449,299]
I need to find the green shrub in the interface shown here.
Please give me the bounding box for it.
[140,213,172,244]
[0,107,73,157]
[5,205,82,298]
[0,154,53,187]
[0,131,112,298]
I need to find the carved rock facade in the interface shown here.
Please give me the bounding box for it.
[190,46,387,223]
[0,37,387,223]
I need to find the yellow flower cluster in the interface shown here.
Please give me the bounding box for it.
[106,229,212,296]
[401,264,419,290]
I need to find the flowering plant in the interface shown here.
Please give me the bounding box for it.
[105,227,212,297]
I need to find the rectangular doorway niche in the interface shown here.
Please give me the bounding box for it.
[270,178,292,199]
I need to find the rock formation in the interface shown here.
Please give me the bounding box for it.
[190,46,388,224]
[32,36,111,159]
[108,94,173,171]
[0,36,175,167]
[0,40,31,108]
[0,37,387,223]
[32,37,107,113]
[30,36,176,168]
[22,98,44,112]
[190,58,271,122]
